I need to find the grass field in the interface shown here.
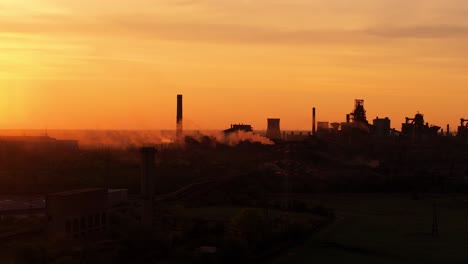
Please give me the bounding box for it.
[173,206,325,223]
[273,194,468,264]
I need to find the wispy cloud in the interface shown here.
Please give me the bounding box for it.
[366,25,468,38]
[2,0,468,45]
[2,12,468,47]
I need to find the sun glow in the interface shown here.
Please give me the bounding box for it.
[0,0,467,129]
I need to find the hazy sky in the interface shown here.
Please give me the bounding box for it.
[1,0,468,130]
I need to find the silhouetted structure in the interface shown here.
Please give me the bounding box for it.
[373,117,391,137]
[46,188,108,241]
[402,113,440,138]
[266,118,282,140]
[176,94,183,142]
[457,118,468,138]
[266,118,281,140]
[317,122,330,132]
[223,124,253,134]
[350,99,368,124]
[342,99,371,134]
[312,107,316,135]
[286,131,310,142]
[330,122,340,131]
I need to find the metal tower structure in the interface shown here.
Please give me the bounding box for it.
[350,99,367,124]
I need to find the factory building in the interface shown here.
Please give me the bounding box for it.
[373,117,391,137]
[285,131,310,142]
[401,113,440,137]
[458,118,468,138]
[330,122,341,131]
[46,188,108,241]
[317,122,330,132]
[350,99,368,124]
[341,99,371,134]
[223,124,253,134]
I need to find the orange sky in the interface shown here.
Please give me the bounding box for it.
[1,0,468,130]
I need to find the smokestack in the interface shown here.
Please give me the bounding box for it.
[447,124,450,136]
[140,147,156,198]
[176,94,183,141]
[312,107,316,135]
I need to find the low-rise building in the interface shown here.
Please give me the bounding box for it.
[46,188,108,241]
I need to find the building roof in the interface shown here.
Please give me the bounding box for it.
[224,124,253,134]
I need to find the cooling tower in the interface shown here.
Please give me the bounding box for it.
[266,118,282,140]
[140,147,156,198]
[176,94,183,141]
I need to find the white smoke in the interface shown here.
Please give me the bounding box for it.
[185,130,274,146]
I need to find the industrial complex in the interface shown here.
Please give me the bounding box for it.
[214,97,467,143]
[1,94,467,264]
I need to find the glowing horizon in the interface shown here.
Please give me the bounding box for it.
[1,0,468,130]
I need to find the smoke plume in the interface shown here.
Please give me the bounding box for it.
[185,130,274,146]
[0,129,273,149]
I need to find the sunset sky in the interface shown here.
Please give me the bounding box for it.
[1,0,468,130]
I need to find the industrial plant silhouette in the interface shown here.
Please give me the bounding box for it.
[0,94,467,264]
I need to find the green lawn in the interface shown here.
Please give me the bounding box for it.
[172,206,325,222]
[273,194,468,264]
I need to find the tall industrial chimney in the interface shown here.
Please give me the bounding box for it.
[312,107,316,135]
[176,94,183,141]
[447,124,450,136]
[266,118,282,140]
[140,147,156,198]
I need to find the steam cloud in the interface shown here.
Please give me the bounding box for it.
[3,129,274,149]
[186,130,275,146]
[45,130,174,149]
